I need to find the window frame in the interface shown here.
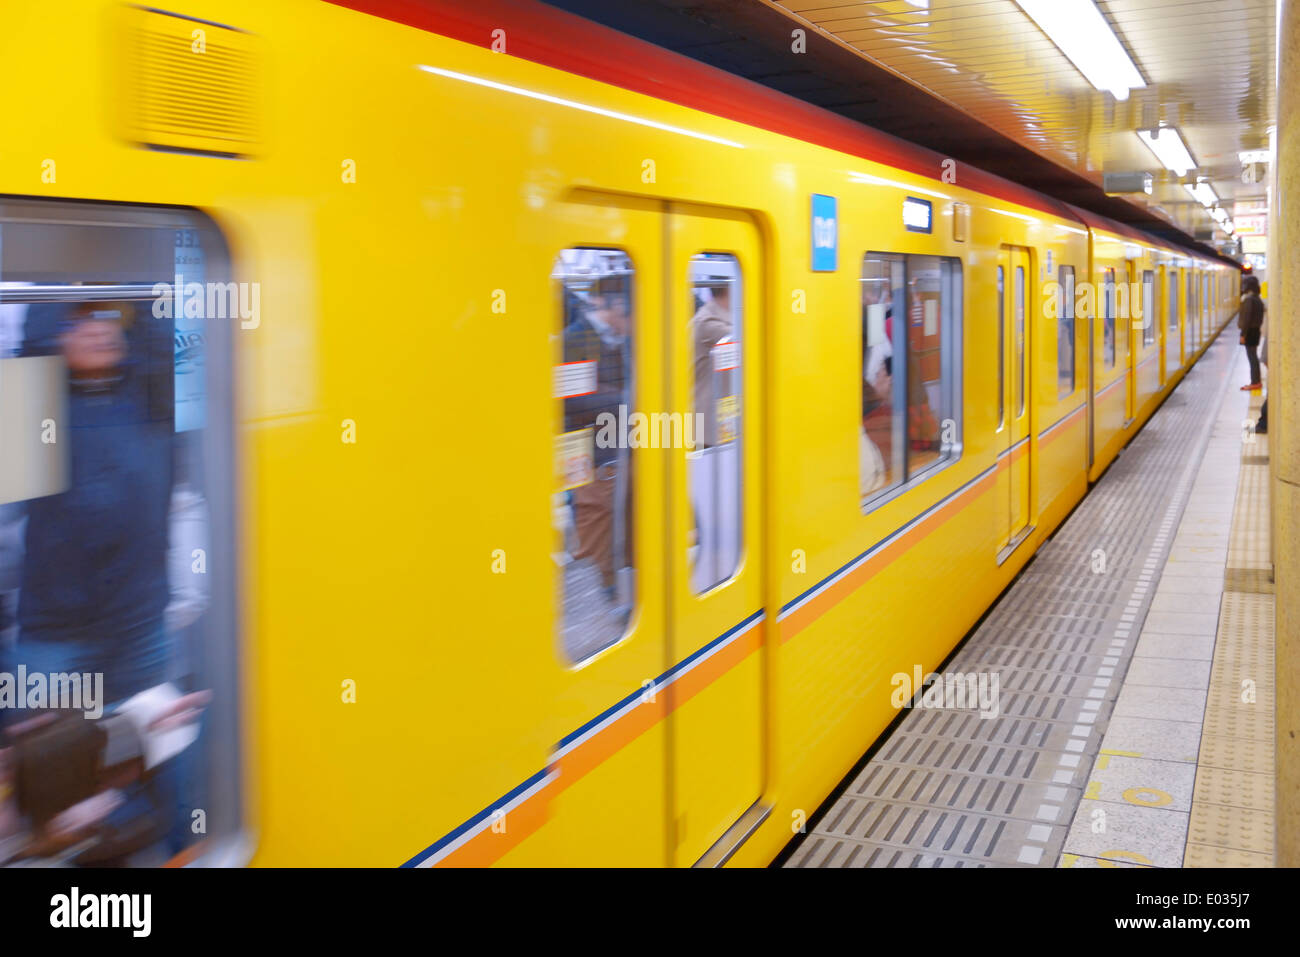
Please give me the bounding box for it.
[996,265,1005,430]
[1057,264,1076,398]
[0,197,243,865]
[1142,270,1155,347]
[686,251,744,597]
[1015,264,1026,415]
[552,246,638,666]
[859,251,963,515]
[1102,268,1117,370]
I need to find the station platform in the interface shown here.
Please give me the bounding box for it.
[785,330,1275,868]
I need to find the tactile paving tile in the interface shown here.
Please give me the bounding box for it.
[1200,705,1272,741]
[813,799,1066,866]
[1190,765,1273,811]
[1196,732,1275,774]
[1222,567,1274,594]
[850,761,1084,820]
[878,733,1077,779]
[786,332,1240,868]
[1187,804,1274,854]
[1183,396,1275,866]
[787,836,993,868]
[1182,843,1273,867]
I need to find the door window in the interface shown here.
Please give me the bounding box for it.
[687,253,742,594]
[0,198,240,866]
[552,248,636,663]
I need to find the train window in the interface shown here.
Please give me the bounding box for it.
[0,198,239,866]
[1103,269,1116,370]
[553,249,636,663]
[1057,265,1075,397]
[1014,265,1026,416]
[688,253,742,594]
[1119,271,1130,359]
[996,266,1005,430]
[1203,274,1210,339]
[1167,271,1180,373]
[861,255,905,501]
[906,256,959,476]
[1142,271,1155,347]
[860,252,961,510]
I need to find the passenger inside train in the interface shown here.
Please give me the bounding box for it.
[861,254,959,505]
[0,214,228,867]
[555,251,635,661]
[688,255,741,594]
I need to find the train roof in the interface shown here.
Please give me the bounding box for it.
[331,0,1236,269]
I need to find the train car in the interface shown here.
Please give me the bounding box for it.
[1074,211,1238,481]
[0,0,1236,867]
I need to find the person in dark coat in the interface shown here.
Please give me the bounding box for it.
[1237,275,1266,390]
[8,300,176,707]
[1,298,183,863]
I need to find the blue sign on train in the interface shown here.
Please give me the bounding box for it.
[811,193,838,272]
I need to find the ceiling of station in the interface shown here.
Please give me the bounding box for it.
[764,0,1276,244]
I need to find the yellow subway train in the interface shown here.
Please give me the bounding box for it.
[0,0,1237,866]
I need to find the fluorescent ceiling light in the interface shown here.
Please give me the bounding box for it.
[1211,207,1229,223]
[1184,181,1218,208]
[1015,0,1145,100]
[1136,127,1197,176]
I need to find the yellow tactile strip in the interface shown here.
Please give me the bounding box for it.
[1184,400,1276,867]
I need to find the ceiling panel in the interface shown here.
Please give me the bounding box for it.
[765,0,1276,243]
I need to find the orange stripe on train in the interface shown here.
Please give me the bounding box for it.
[434,620,763,866]
[781,466,998,644]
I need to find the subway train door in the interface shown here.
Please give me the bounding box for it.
[550,194,670,865]
[996,246,1032,559]
[667,203,765,866]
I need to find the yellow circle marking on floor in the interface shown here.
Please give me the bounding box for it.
[1123,787,1173,807]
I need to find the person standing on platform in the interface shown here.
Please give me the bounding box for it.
[1237,275,1265,391]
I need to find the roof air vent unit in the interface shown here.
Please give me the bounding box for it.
[117,7,258,158]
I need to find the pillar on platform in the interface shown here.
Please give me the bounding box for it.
[1275,0,1298,870]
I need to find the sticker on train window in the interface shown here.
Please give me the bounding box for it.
[554,359,597,398]
[903,197,933,233]
[716,394,739,444]
[711,335,739,371]
[557,428,595,490]
[174,227,206,433]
